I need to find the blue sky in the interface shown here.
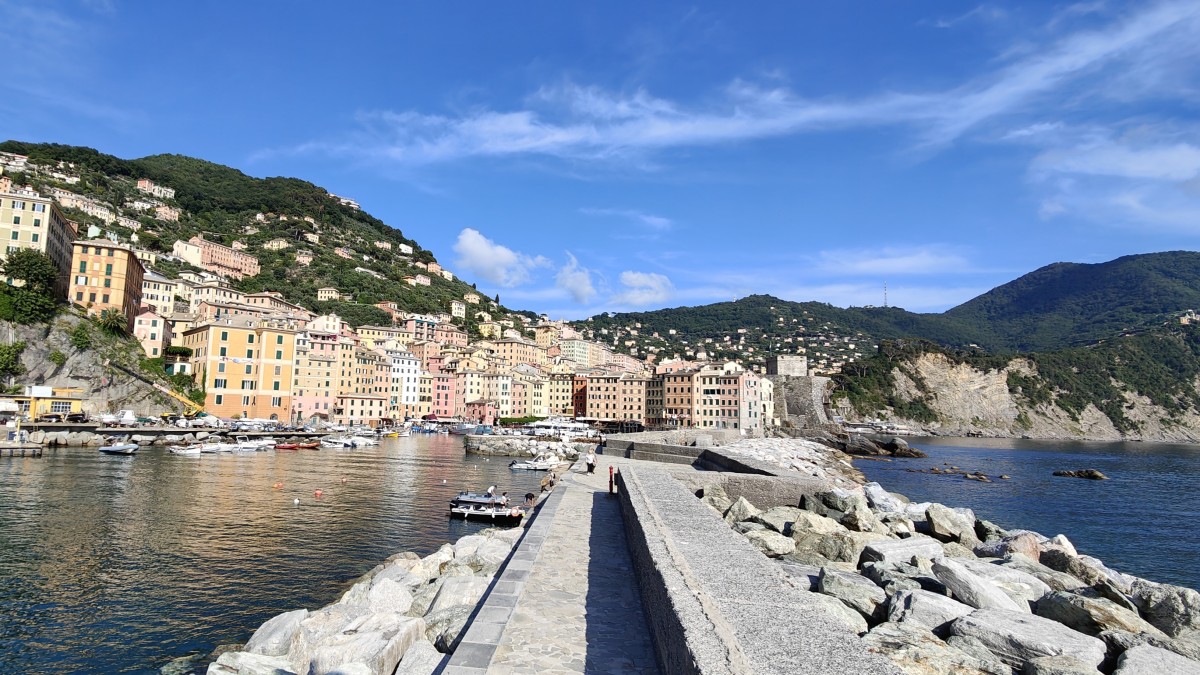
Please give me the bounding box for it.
[5,1,1200,319]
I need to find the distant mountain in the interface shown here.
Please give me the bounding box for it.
[0,141,507,330]
[943,251,1200,351]
[575,252,1200,362]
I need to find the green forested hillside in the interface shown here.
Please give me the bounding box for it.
[0,141,507,330]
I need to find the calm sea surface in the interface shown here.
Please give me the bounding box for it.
[0,435,547,674]
[856,436,1200,592]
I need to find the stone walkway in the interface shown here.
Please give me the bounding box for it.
[484,457,661,674]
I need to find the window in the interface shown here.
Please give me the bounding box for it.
[247,334,254,344]
[11,201,24,210]
[88,293,96,303]
[241,380,254,390]
[246,349,253,358]
[243,396,251,406]
[51,401,72,413]
[213,378,227,388]
[75,292,83,301]
[275,350,282,359]
[101,295,109,304]
[217,363,225,373]
[219,347,227,357]
[104,264,112,276]
[215,395,223,404]
[107,249,114,257]
[220,331,228,341]
[74,275,86,285]
[273,381,280,391]
[103,278,110,288]
[274,365,281,375]
[9,232,16,240]
[32,218,40,227]
[32,203,45,212]
[277,335,283,344]
[78,261,86,273]
[272,397,281,407]
[29,233,37,243]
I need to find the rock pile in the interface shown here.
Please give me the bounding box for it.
[699,482,1200,674]
[464,435,588,459]
[1054,469,1110,480]
[717,437,868,489]
[207,526,524,675]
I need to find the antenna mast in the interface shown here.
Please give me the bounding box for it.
[884,282,888,308]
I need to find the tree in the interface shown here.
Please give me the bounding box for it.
[97,308,127,334]
[0,249,58,294]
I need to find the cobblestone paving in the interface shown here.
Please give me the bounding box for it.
[487,458,660,674]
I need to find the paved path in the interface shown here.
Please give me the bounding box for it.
[485,457,661,674]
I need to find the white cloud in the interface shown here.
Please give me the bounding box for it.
[1034,141,1200,181]
[579,207,673,230]
[611,271,674,306]
[269,2,1200,166]
[452,228,550,287]
[555,253,596,303]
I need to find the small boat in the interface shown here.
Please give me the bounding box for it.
[449,423,475,435]
[321,435,357,449]
[449,492,524,524]
[274,443,299,450]
[510,453,562,471]
[168,444,202,455]
[99,442,138,455]
[297,441,320,449]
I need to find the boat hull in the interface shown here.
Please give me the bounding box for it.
[99,444,138,455]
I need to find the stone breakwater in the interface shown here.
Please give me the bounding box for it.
[462,434,589,459]
[26,429,219,447]
[698,440,1200,674]
[207,526,525,675]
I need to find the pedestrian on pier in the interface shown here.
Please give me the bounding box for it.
[585,449,596,474]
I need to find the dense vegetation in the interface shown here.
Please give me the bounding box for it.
[0,141,516,332]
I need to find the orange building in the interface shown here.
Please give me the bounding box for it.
[182,316,299,420]
[69,240,145,332]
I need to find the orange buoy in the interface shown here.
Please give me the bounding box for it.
[272,482,284,489]
[314,489,323,498]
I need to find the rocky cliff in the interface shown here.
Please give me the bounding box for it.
[845,352,1200,442]
[5,311,180,417]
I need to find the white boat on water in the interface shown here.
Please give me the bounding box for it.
[321,435,358,449]
[168,444,202,456]
[509,453,562,471]
[99,442,138,455]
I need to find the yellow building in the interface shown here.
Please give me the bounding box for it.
[183,316,299,420]
[1,184,76,298]
[69,240,146,332]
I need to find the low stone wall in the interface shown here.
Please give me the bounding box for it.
[616,465,899,674]
[606,429,745,447]
[463,435,589,458]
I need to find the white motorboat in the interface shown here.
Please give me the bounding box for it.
[168,444,202,456]
[99,442,138,455]
[449,492,525,524]
[321,435,357,449]
[509,453,562,471]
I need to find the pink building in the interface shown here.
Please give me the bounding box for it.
[432,373,456,418]
[133,310,171,357]
[465,399,498,426]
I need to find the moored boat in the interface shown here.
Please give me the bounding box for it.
[448,492,525,524]
[274,443,299,450]
[297,441,320,449]
[99,442,138,455]
[510,453,562,471]
[168,444,202,455]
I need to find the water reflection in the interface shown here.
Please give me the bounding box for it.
[0,435,544,674]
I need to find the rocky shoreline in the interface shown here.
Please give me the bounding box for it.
[462,434,591,459]
[700,439,1200,674]
[204,525,529,675]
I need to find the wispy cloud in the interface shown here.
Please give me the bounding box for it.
[555,252,596,303]
[579,207,673,230]
[813,245,975,276]
[611,271,674,306]
[265,3,1200,167]
[452,228,550,287]
[921,4,1008,30]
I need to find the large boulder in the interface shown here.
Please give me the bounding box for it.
[751,506,807,535]
[789,511,847,535]
[425,576,490,616]
[1099,628,1200,663]
[974,531,1043,561]
[1129,579,1200,639]
[778,562,822,591]
[458,538,513,576]
[949,609,1107,671]
[999,553,1089,592]
[1114,643,1200,674]
[793,530,888,564]
[1038,549,1109,588]
[393,639,443,675]
[887,589,975,634]
[423,604,474,653]
[933,559,1027,613]
[803,590,869,634]
[744,529,796,558]
[861,536,945,566]
[862,621,1009,675]
[863,482,905,514]
[288,603,371,667]
[367,578,415,614]
[302,614,426,675]
[860,562,923,595]
[953,559,1052,609]
[244,609,309,657]
[1022,654,1104,674]
[206,651,297,675]
[452,535,488,558]
[723,496,761,524]
[817,567,886,622]
[1035,591,1167,638]
[926,504,977,544]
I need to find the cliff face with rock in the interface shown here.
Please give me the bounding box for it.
[844,351,1200,442]
[5,312,179,417]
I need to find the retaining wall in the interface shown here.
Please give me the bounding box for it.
[616,466,898,674]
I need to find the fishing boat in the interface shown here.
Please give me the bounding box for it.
[509,453,562,471]
[168,444,202,456]
[449,492,525,525]
[297,441,320,449]
[320,435,358,449]
[274,442,299,450]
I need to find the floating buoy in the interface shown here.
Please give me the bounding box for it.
[293,498,300,505]
[314,489,324,498]
[341,476,347,484]
[272,482,283,489]
[442,479,446,483]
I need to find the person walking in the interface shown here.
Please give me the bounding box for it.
[585,449,597,474]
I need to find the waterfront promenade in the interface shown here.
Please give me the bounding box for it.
[446,456,662,674]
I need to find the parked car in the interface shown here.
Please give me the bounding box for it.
[65,413,88,423]
[35,413,63,423]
